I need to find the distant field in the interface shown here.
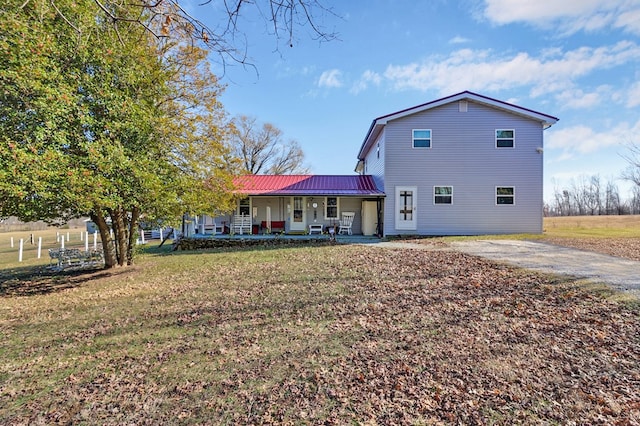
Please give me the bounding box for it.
[544,214,640,238]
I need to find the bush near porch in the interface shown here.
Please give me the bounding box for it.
[172,236,335,250]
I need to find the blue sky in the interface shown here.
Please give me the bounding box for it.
[193,0,640,203]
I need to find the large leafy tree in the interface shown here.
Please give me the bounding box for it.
[0,0,237,267]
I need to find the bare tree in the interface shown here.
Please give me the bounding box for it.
[570,179,586,216]
[621,143,640,214]
[550,181,571,216]
[562,189,573,216]
[629,186,640,214]
[15,0,338,72]
[604,181,622,215]
[622,143,640,187]
[230,115,309,174]
[584,175,602,215]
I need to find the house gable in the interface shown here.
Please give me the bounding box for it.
[357,91,558,162]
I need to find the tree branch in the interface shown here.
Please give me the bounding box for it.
[38,0,339,75]
[50,0,80,33]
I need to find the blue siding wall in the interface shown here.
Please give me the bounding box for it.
[383,100,544,235]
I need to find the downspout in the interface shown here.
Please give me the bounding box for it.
[376,197,384,237]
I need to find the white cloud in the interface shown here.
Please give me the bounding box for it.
[616,7,640,32]
[546,120,640,157]
[555,86,611,109]
[482,0,640,35]
[449,35,471,44]
[382,41,640,98]
[317,69,343,88]
[275,64,316,79]
[350,70,382,94]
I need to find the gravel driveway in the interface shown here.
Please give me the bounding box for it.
[451,240,640,299]
[372,239,640,299]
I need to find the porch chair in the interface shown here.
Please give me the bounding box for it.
[202,217,223,235]
[337,212,355,235]
[232,214,252,235]
[213,220,224,235]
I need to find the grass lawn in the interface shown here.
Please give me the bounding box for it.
[0,219,639,424]
[544,214,640,238]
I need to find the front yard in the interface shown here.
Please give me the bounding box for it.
[1,242,638,424]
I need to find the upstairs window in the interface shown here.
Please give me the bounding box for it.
[496,187,515,205]
[434,186,453,204]
[496,129,515,148]
[413,129,432,148]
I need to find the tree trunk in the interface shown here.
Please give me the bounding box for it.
[91,206,140,268]
[110,208,129,267]
[126,206,140,266]
[91,210,117,268]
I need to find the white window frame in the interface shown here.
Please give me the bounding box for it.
[496,186,515,205]
[412,129,432,149]
[324,197,339,220]
[496,129,515,148]
[433,186,453,205]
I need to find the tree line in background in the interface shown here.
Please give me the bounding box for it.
[546,143,640,217]
[545,175,640,217]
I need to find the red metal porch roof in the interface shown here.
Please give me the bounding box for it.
[234,175,384,196]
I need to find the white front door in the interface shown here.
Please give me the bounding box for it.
[290,196,306,231]
[395,186,417,230]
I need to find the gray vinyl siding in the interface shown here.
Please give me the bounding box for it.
[363,132,385,192]
[383,100,544,235]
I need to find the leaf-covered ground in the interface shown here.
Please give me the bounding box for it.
[543,236,640,262]
[1,244,639,424]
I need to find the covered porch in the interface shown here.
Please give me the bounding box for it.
[201,175,385,237]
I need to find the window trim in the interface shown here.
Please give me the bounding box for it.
[324,196,339,220]
[496,129,515,148]
[412,129,432,149]
[496,186,515,205]
[433,185,453,205]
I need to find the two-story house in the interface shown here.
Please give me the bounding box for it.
[204,91,557,237]
[355,91,558,235]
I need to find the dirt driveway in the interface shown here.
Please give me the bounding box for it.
[373,239,640,299]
